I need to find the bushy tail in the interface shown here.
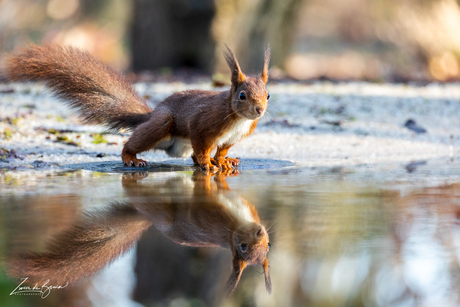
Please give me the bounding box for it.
[6,204,152,286]
[6,44,152,131]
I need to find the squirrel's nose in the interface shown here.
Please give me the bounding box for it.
[256,107,264,114]
[257,228,265,236]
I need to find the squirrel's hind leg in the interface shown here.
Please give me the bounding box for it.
[121,151,148,167]
[122,110,173,167]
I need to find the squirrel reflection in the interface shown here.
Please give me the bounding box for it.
[7,170,271,295]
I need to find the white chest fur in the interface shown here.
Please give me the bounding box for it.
[215,118,253,147]
[218,195,254,223]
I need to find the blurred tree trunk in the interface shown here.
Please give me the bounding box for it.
[130,0,216,72]
[212,0,305,74]
[130,0,304,74]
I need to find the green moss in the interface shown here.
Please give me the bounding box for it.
[3,129,12,140]
[92,134,108,144]
[55,135,79,147]
[56,136,69,142]
[10,118,20,126]
[55,116,66,123]
[46,129,59,135]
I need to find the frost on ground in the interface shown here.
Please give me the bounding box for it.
[0,81,459,170]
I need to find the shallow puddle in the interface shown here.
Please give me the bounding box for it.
[0,159,460,307]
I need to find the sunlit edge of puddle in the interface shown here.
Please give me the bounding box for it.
[1,156,459,198]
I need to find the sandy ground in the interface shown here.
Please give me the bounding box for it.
[1,81,459,170]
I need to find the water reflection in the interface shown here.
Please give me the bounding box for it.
[122,171,271,295]
[289,181,460,307]
[4,170,271,299]
[1,164,460,306]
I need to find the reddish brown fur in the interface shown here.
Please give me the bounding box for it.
[261,46,271,84]
[6,44,152,131]
[6,44,271,170]
[6,172,271,295]
[6,206,152,286]
[122,171,271,294]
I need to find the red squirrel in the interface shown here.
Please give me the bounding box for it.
[124,171,271,295]
[6,171,271,295]
[6,44,271,171]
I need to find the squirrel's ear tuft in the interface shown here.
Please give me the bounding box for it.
[263,257,272,293]
[224,45,245,88]
[261,45,271,84]
[226,254,247,296]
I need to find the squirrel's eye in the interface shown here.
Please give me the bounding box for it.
[239,92,246,100]
[268,242,271,250]
[240,243,248,252]
[267,93,270,100]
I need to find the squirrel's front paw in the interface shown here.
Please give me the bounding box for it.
[211,157,231,170]
[225,157,240,167]
[211,157,240,170]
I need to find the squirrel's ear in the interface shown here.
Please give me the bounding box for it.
[226,254,247,296]
[261,45,271,84]
[224,45,245,88]
[263,257,272,293]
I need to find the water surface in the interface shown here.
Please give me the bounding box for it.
[1,159,459,307]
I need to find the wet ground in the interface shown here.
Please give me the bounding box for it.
[1,157,460,307]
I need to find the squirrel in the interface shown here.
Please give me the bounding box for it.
[123,171,272,295]
[6,171,271,296]
[6,44,271,171]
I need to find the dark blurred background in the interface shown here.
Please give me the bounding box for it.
[1,0,460,82]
